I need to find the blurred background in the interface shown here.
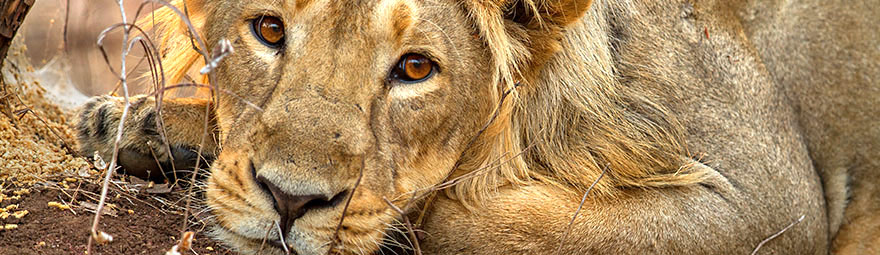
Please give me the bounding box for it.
[18,0,197,102]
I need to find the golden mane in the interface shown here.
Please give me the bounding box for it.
[455,0,708,203]
[138,0,209,87]
[143,0,707,204]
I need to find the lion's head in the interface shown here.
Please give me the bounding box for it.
[145,0,704,253]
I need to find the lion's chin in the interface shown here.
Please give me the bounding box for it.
[209,225,323,255]
[210,222,402,255]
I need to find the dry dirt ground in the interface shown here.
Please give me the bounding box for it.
[1,42,230,254]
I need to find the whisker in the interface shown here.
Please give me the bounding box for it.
[379,224,410,251]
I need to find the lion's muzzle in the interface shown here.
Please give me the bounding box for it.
[255,173,348,241]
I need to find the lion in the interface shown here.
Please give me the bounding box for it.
[74,0,880,254]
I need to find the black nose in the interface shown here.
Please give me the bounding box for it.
[256,176,328,236]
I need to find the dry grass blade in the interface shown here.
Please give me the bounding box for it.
[407,141,538,202]
[131,0,210,60]
[178,99,212,233]
[328,157,366,254]
[436,82,521,187]
[276,221,291,255]
[750,215,806,255]
[150,83,263,112]
[258,223,274,254]
[179,37,234,244]
[555,165,607,254]
[383,197,422,255]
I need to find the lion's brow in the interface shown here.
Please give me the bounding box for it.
[295,0,314,10]
[372,0,416,43]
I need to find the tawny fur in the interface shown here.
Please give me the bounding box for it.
[75,0,880,254]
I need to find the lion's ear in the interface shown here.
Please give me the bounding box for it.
[465,0,593,84]
[505,0,593,78]
[503,0,593,29]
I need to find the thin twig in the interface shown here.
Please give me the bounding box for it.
[68,180,83,212]
[750,215,806,255]
[0,80,14,121]
[122,0,232,243]
[88,1,133,252]
[62,0,70,52]
[89,1,228,249]
[95,23,161,80]
[383,197,422,255]
[555,165,608,254]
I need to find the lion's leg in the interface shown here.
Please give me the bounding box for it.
[420,161,825,254]
[74,95,218,182]
[741,1,880,252]
[832,161,880,254]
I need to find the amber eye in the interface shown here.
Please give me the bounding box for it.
[392,54,436,82]
[252,16,285,48]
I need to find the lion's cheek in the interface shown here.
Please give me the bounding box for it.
[389,148,460,199]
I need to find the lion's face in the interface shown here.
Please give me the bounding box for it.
[201,0,496,253]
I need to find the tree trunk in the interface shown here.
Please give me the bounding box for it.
[0,0,33,61]
[0,0,33,120]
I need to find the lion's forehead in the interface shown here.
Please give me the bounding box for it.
[239,0,421,41]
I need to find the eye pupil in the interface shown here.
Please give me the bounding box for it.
[254,16,284,47]
[398,54,434,82]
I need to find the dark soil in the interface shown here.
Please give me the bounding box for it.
[0,178,233,255]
